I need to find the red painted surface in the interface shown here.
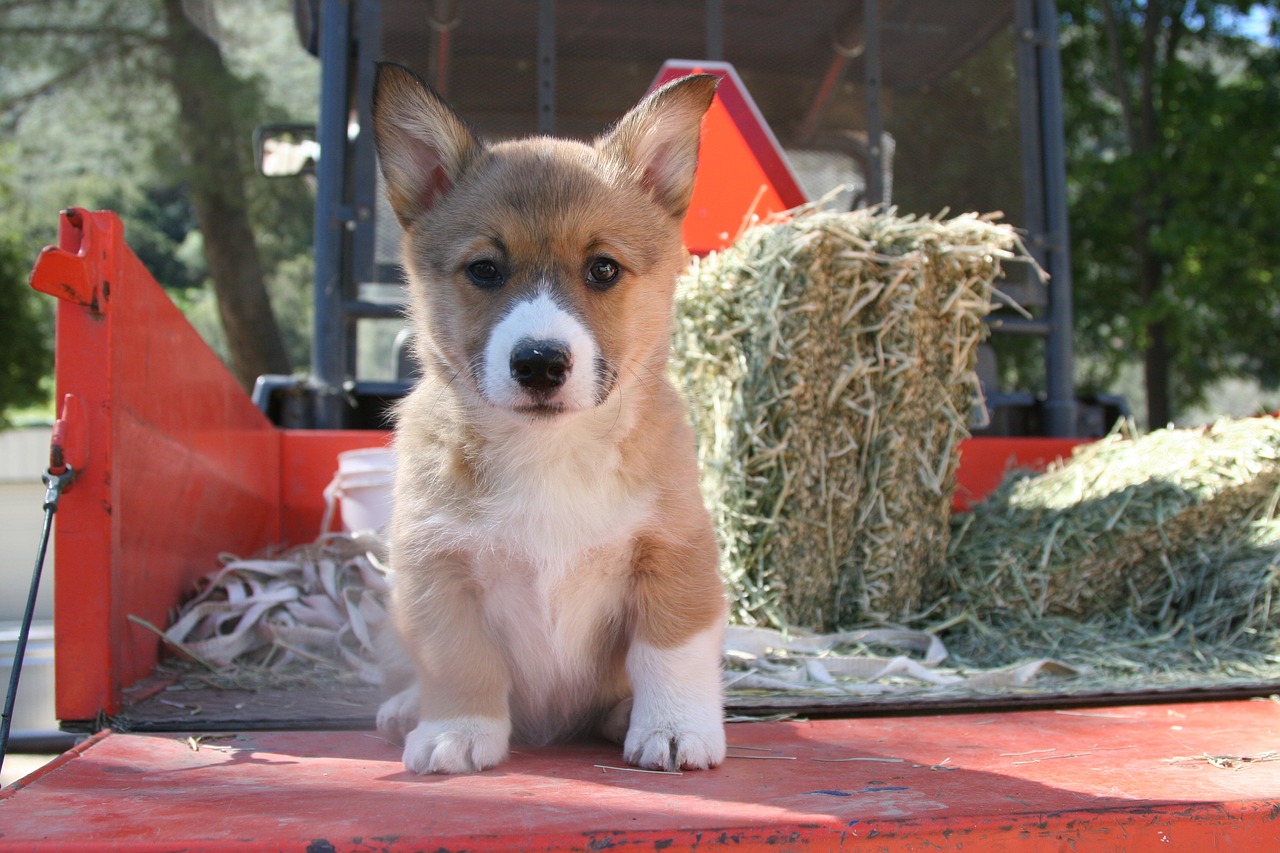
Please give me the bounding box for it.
[952,436,1088,512]
[5,701,1280,850]
[30,209,281,722]
[653,61,809,255]
[27,211,398,723]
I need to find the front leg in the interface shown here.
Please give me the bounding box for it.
[624,532,727,771]
[383,552,512,774]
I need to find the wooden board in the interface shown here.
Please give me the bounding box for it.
[107,672,1280,734]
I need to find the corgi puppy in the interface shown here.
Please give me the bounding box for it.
[371,63,726,774]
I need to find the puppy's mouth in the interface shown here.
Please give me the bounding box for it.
[511,400,569,419]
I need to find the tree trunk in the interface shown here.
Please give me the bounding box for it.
[159,0,290,389]
[1138,237,1171,427]
[1143,322,1171,427]
[1135,0,1172,427]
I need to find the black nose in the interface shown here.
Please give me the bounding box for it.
[510,340,572,392]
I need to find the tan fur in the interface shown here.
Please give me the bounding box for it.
[373,63,726,772]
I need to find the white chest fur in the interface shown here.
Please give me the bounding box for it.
[471,403,651,572]
[477,536,630,741]
[426,407,651,739]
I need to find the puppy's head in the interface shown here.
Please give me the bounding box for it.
[373,64,716,420]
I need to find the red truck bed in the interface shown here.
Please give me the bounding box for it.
[6,700,1280,851]
[7,208,1278,850]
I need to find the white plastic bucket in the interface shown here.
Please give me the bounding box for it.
[323,447,395,533]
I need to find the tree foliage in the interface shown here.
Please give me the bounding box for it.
[1059,0,1280,424]
[0,177,52,421]
[0,0,312,393]
[3,1,1276,422]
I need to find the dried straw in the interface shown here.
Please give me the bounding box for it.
[152,532,391,687]
[672,206,1024,629]
[932,417,1280,683]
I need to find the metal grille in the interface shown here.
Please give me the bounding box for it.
[369,0,1029,265]
[331,0,1068,427]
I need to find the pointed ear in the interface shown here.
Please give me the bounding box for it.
[372,62,482,228]
[598,74,718,219]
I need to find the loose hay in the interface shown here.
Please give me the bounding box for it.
[933,417,1280,682]
[153,192,1280,703]
[672,206,1024,629]
[154,417,1280,700]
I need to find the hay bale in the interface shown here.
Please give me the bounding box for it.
[942,417,1280,625]
[672,207,1021,629]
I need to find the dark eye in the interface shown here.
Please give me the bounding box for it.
[466,260,503,288]
[586,257,620,288]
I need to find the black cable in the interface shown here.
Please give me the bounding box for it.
[0,466,72,780]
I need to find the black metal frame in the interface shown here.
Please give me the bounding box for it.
[1014,0,1078,437]
[292,0,1080,436]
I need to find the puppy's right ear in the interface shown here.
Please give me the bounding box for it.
[373,63,482,228]
[598,74,718,219]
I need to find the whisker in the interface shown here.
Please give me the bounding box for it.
[595,380,624,440]
[623,358,665,393]
[427,356,472,410]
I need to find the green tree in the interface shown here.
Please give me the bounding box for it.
[0,235,52,422]
[0,0,299,390]
[1059,0,1280,425]
[0,155,52,422]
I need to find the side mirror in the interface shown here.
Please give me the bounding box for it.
[254,124,319,177]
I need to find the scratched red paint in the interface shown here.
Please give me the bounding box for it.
[4,701,1280,851]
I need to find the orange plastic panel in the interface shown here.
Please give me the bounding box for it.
[953,436,1087,511]
[652,61,809,255]
[30,209,281,722]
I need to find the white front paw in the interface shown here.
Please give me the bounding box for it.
[376,685,420,744]
[402,717,511,774]
[624,627,727,771]
[624,716,726,771]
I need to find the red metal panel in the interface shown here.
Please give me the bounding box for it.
[4,701,1280,850]
[29,209,282,722]
[31,212,116,725]
[953,436,1087,511]
[279,429,391,545]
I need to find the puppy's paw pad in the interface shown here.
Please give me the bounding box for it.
[402,717,511,775]
[376,686,420,744]
[624,724,726,771]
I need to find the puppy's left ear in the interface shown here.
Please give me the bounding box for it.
[599,74,718,219]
